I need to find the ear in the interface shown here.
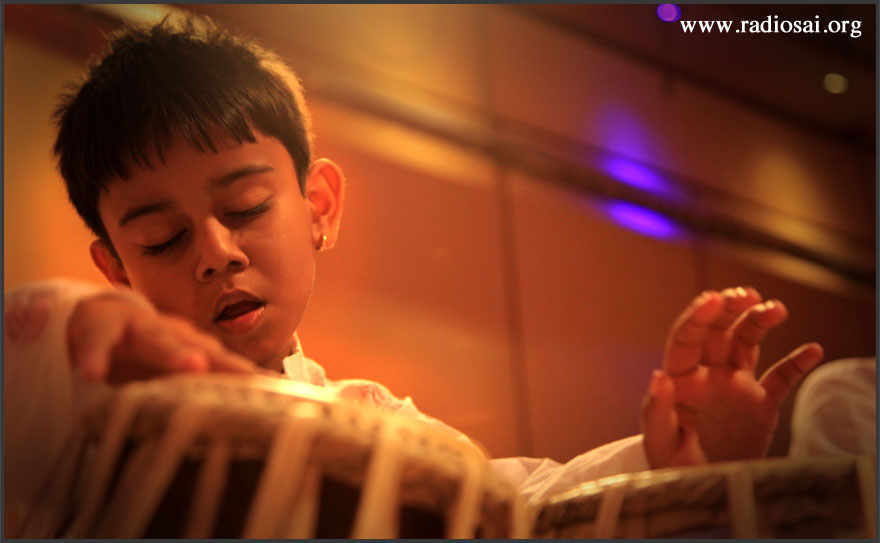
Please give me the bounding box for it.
[90,239,131,287]
[304,158,345,251]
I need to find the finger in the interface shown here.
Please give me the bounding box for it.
[641,370,680,468]
[108,321,211,383]
[664,291,724,376]
[68,318,124,382]
[147,313,254,368]
[156,320,258,375]
[197,337,258,374]
[704,287,763,366]
[759,342,824,406]
[728,299,788,370]
[159,318,258,374]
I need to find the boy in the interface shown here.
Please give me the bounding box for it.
[5,16,823,534]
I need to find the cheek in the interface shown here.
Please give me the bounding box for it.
[124,260,197,316]
[246,219,315,340]
[257,246,314,295]
[249,215,315,294]
[245,188,313,256]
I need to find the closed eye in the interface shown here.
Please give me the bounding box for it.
[142,230,187,256]
[227,199,271,220]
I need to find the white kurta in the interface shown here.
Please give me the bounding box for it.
[788,356,877,458]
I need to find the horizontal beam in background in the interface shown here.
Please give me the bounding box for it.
[301,69,874,287]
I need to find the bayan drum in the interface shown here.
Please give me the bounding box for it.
[531,454,876,539]
[21,374,524,539]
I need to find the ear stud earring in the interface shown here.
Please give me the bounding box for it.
[316,234,328,251]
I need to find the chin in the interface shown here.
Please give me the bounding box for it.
[230,336,290,371]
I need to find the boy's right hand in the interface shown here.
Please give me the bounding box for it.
[67,291,258,384]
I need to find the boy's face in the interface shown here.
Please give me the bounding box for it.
[93,131,342,370]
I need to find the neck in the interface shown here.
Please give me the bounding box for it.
[256,336,297,373]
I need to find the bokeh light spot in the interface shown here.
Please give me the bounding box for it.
[602,156,675,197]
[605,201,683,240]
[823,72,848,94]
[657,4,681,23]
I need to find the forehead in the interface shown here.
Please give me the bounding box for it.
[103,131,295,202]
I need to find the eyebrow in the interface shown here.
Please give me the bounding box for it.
[117,164,275,228]
[210,164,274,189]
[118,201,173,228]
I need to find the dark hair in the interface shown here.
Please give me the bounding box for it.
[53,16,312,242]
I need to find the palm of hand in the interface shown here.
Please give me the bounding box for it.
[671,365,777,462]
[642,288,823,469]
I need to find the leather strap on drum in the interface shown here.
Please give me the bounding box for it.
[855,455,876,539]
[243,402,321,538]
[96,402,207,538]
[593,476,630,538]
[69,389,147,537]
[725,465,758,539]
[351,414,405,537]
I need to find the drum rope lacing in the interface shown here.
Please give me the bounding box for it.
[19,375,524,539]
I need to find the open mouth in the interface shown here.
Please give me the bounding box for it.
[215,300,266,322]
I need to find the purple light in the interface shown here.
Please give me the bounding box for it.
[605,201,682,240]
[602,156,673,196]
[592,107,680,200]
[657,4,681,22]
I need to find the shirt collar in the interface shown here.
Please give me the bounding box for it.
[281,332,308,382]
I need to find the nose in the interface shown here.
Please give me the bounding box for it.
[194,219,249,282]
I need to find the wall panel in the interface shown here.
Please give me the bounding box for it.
[3,34,105,289]
[509,171,701,461]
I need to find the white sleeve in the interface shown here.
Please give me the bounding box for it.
[326,376,489,457]
[4,279,115,536]
[489,434,649,505]
[307,359,650,504]
[789,357,876,458]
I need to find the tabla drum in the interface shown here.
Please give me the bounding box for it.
[19,374,525,539]
[531,455,876,539]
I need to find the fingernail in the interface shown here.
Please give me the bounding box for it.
[181,352,208,371]
[649,369,663,395]
[698,291,716,305]
[801,342,823,356]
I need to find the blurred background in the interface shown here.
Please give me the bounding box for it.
[4,4,875,461]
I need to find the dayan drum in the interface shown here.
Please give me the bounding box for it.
[20,375,524,539]
[531,455,876,539]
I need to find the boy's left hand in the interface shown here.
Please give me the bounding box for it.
[641,287,823,468]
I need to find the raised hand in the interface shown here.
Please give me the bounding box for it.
[68,291,258,384]
[641,287,823,469]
